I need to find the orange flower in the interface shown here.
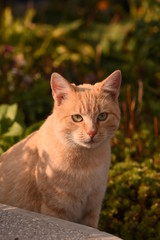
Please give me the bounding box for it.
[97,0,109,11]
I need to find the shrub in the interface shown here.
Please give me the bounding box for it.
[99,128,160,240]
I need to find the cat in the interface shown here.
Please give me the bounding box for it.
[0,70,121,228]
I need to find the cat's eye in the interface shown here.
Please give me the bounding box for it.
[97,112,108,121]
[72,114,83,122]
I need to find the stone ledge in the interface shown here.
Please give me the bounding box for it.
[0,204,122,240]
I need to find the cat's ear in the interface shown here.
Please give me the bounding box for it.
[100,70,121,100]
[50,73,74,106]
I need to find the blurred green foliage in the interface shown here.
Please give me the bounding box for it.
[0,1,160,239]
[0,103,24,154]
[0,103,43,154]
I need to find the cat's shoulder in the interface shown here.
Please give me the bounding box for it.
[0,131,38,160]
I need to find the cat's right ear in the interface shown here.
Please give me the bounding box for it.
[50,73,74,106]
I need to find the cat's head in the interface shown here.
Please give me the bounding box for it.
[50,70,121,149]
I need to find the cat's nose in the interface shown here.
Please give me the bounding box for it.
[87,130,97,139]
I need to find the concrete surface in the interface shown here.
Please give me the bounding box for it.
[0,204,122,240]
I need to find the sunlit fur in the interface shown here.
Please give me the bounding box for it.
[53,84,120,149]
[0,70,121,228]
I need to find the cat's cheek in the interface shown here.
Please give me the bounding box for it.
[60,128,82,148]
[69,132,87,148]
[71,132,82,146]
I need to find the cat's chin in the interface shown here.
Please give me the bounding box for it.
[77,141,102,149]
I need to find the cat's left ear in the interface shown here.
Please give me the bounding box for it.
[50,73,74,106]
[100,70,121,100]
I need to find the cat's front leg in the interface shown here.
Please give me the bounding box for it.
[80,207,101,228]
[80,188,106,228]
[40,201,68,220]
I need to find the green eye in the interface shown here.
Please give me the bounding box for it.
[98,112,108,121]
[72,114,83,122]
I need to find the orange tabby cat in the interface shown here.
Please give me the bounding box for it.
[0,70,121,228]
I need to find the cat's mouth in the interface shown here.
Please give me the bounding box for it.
[82,139,99,148]
[85,139,95,144]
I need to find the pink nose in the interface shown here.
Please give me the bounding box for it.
[87,130,97,139]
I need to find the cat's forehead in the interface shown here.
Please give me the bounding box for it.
[72,86,106,114]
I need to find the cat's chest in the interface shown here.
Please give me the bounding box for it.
[38,150,109,221]
[44,147,110,189]
[47,153,108,202]
[39,150,108,190]
[53,151,108,186]
[50,162,105,211]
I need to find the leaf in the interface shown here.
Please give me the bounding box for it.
[52,19,82,38]
[2,7,13,28]
[0,104,18,122]
[2,121,23,137]
[24,8,35,26]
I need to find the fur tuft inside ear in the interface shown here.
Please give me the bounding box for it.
[101,70,121,100]
[50,73,74,106]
